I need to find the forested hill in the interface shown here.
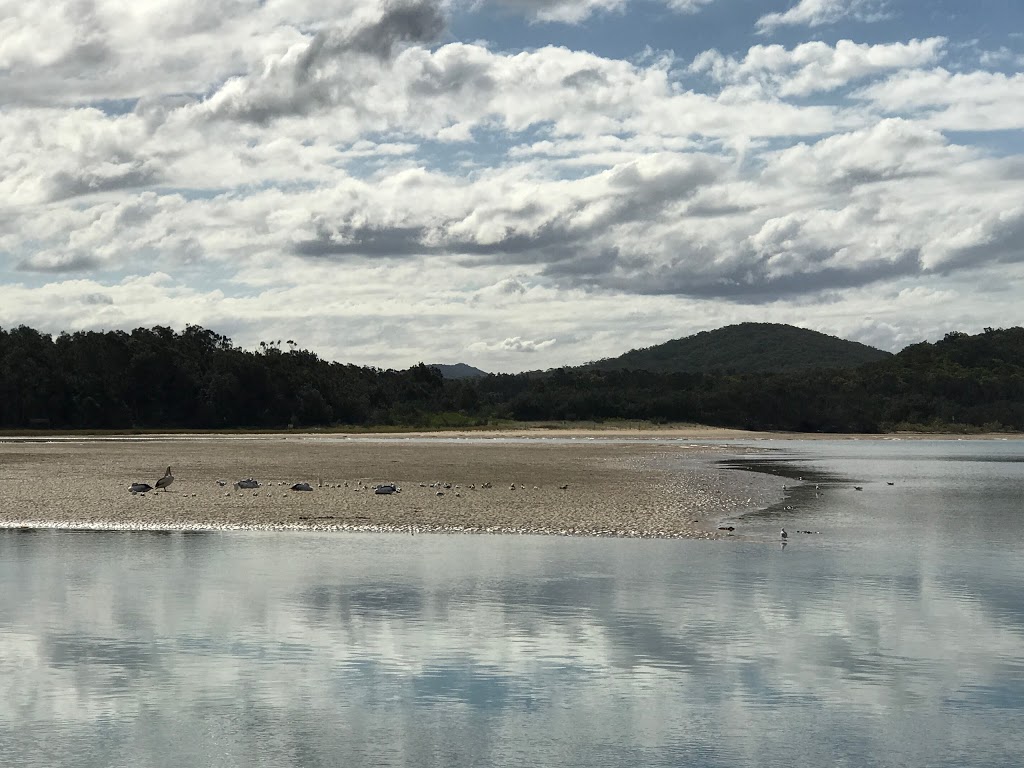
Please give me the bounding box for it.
[586,323,892,373]
[484,327,1024,433]
[428,363,489,379]
[0,324,1022,432]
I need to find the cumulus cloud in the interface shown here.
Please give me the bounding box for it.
[7,116,1022,307]
[1,0,1021,371]
[662,0,716,11]
[489,0,627,24]
[0,0,420,106]
[854,68,1024,130]
[198,1,447,124]
[690,38,945,98]
[468,336,557,353]
[756,0,889,33]
[760,118,975,189]
[287,152,725,269]
[484,0,713,25]
[978,46,1024,69]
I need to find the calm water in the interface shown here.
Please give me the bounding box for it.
[2,440,1023,767]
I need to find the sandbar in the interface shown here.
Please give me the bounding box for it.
[0,432,784,538]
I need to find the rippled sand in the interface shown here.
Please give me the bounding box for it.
[0,434,782,538]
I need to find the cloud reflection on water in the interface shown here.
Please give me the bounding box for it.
[1,441,1024,767]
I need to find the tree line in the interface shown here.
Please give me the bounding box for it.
[1,324,1022,433]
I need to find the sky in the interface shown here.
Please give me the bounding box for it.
[1,0,1023,372]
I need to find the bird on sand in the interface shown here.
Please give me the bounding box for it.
[155,467,174,492]
[290,482,313,492]
[780,529,788,541]
[129,482,153,494]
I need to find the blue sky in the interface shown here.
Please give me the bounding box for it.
[1,0,1022,371]
[455,0,1023,63]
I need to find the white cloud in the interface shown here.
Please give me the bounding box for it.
[0,0,394,105]
[756,0,888,34]
[1,0,1021,372]
[482,0,713,25]
[760,118,976,188]
[3,115,1022,365]
[977,46,1024,69]
[516,0,627,25]
[468,336,558,353]
[661,0,715,13]
[690,38,945,98]
[855,68,1024,131]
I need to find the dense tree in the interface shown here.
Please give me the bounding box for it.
[587,322,892,374]
[0,324,1022,432]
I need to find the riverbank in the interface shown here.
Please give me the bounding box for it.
[0,434,784,538]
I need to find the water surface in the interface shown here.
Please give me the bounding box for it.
[1,440,1022,767]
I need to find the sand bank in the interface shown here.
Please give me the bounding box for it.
[0,434,783,538]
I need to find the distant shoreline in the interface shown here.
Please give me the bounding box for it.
[2,423,1021,441]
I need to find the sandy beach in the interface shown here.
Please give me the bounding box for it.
[5,426,1016,538]
[0,430,786,538]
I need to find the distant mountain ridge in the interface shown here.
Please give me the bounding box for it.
[428,363,489,379]
[585,322,892,374]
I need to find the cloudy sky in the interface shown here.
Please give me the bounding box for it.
[2,0,1022,372]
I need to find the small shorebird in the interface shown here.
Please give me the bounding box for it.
[155,467,174,492]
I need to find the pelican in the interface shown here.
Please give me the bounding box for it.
[155,467,174,492]
[129,482,153,494]
[780,529,788,541]
[234,478,260,490]
[291,482,313,492]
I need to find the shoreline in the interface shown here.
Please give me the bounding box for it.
[0,434,784,539]
[3,430,1019,538]
[3,425,1021,442]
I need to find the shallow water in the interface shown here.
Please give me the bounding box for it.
[1,440,1022,767]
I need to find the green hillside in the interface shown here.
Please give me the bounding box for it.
[588,322,892,374]
[427,363,489,379]
[1,323,1021,432]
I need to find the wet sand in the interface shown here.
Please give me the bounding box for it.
[0,433,784,538]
